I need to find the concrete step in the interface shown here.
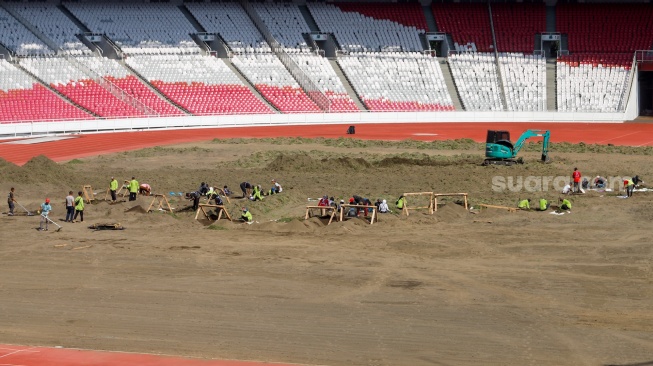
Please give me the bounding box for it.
[438,57,464,111]
[329,58,367,111]
[299,5,320,32]
[546,58,557,111]
[224,58,280,113]
[120,60,192,115]
[422,5,438,32]
[179,5,207,33]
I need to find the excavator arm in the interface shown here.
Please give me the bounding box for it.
[512,129,550,161]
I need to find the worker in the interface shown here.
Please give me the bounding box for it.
[347,198,357,217]
[625,177,635,198]
[317,195,329,207]
[213,194,224,206]
[396,195,406,210]
[572,167,581,193]
[269,179,283,195]
[251,185,264,201]
[518,199,531,210]
[538,198,550,211]
[189,191,201,211]
[378,199,389,213]
[198,182,209,196]
[65,191,75,222]
[593,176,606,189]
[7,187,16,216]
[206,186,216,200]
[559,197,572,211]
[240,207,253,222]
[240,182,252,198]
[73,191,85,223]
[223,185,233,197]
[337,199,345,213]
[139,183,151,196]
[38,198,52,231]
[109,177,118,203]
[562,182,572,195]
[128,177,139,201]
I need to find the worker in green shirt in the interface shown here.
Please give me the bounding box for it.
[396,195,405,210]
[538,198,550,211]
[240,207,253,222]
[559,198,571,211]
[518,199,531,210]
[128,177,139,201]
[110,176,118,203]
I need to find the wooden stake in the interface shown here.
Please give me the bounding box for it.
[147,194,173,213]
[82,185,95,203]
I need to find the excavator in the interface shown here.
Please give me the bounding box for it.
[483,129,550,166]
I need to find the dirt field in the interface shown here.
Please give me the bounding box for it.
[1,139,652,366]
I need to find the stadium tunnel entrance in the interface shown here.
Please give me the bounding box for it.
[638,66,653,117]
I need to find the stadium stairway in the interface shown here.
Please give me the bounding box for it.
[438,57,464,111]
[546,5,556,33]
[329,58,366,111]
[546,58,557,111]
[487,3,508,111]
[299,5,320,33]
[14,62,99,118]
[222,57,280,113]
[179,5,207,33]
[0,3,58,52]
[422,5,438,32]
[119,60,192,115]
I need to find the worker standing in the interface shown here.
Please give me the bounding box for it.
[38,198,52,231]
[73,191,85,223]
[110,177,118,203]
[572,168,581,193]
[518,199,531,210]
[189,191,201,211]
[241,207,253,222]
[7,187,16,216]
[240,182,252,199]
[128,177,139,201]
[65,191,75,222]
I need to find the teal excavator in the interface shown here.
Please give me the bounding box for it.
[483,129,551,166]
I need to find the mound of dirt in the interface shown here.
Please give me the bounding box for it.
[125,205,148,214]
[19,155,74,184]
[435,203,469,222]
[266,153,371,172]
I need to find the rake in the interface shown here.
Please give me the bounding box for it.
[16,202,34,216]
[40,214,63,232]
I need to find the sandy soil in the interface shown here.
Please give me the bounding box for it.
[0,140,652,366]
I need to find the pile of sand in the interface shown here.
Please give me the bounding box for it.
[266,153,371,172]
[125,205,148,214]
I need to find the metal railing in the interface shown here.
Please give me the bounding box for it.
[240,0,331,112]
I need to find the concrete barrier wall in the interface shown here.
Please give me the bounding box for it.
[0,111,626,138]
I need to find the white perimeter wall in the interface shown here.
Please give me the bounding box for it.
[0,111,627,138]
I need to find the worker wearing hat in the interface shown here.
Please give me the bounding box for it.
[39,198,52,231]
[241,207,253,222]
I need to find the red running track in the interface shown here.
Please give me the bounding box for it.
[0,344,303,366]
[1,122,652,166]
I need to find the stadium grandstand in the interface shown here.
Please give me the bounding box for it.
[0,0,651,129]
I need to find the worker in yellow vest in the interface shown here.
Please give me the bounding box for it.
[241,207,253,222]
[538,198,550,211]
[110,177,118,203]
[518,199,531,210]
[128,177,139,201]
[559,198,571,211]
